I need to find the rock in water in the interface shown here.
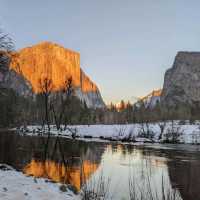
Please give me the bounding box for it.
[161,52,200,106]
[9,42,105,108]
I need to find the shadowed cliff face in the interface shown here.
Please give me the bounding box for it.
[10,42,105,108]
[161,52,200,106]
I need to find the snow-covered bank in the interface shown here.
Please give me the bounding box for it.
[16,121,200,144]
[0,164,79,200]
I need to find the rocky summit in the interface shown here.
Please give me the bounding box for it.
[161,52,200,106]
[9,42,105,108]
[140,89,162,108]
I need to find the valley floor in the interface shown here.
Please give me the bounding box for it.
[17,121,200,144]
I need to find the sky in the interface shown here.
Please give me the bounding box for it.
[1,0,200,104]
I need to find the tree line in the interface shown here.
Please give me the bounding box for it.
[1,30,200,128]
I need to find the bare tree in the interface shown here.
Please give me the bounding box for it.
[38,77,54,132]
[0,30,16,127]
[158,121,167,140]
[49,77,75,168]
[0,30,14,96]
[50,76,73,131]
[139,120,154,140]
[165,120,183,143]
[0,30,13,69]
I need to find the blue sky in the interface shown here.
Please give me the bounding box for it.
[1,0,200,103]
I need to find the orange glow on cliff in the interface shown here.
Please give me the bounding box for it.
[140,89,162,101]
[10,42,98,93]
[23,159,99,190]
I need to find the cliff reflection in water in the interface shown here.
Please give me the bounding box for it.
[23,159,98,190]
[167,151,200,200]
[0,132,105,190]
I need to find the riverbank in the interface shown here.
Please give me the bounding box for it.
[0,164,79,200]
[13,121,200,144]
[0,133,196,200]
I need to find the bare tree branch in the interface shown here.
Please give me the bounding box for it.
[0,30,14,70]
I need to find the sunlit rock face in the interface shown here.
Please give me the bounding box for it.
[162,52,200,106]
[10,42,105,108]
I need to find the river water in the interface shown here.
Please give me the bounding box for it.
[1,131,200,200]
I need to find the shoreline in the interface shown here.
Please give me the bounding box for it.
[0,164,79,200]
[8,121,200,145]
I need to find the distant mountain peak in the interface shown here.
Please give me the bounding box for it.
[135,89,162,108]
[140,89,162,101]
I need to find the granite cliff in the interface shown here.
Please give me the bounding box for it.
[140,89,162,108]
[9,42,105,108]
[161,52,200,106]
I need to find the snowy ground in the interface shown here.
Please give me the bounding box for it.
[15,121,200,144]
[0,164,79,200]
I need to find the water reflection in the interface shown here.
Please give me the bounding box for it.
[23,159,98,190]
[100,144,175,199]
[168,154,200,200]
[0,132,104,191]
[0,131,200,199]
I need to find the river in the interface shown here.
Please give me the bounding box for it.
[0,131,200,200]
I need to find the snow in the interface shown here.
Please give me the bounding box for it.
[0,165,79,200]
[15,121,200,144]
[4,121,200,199]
